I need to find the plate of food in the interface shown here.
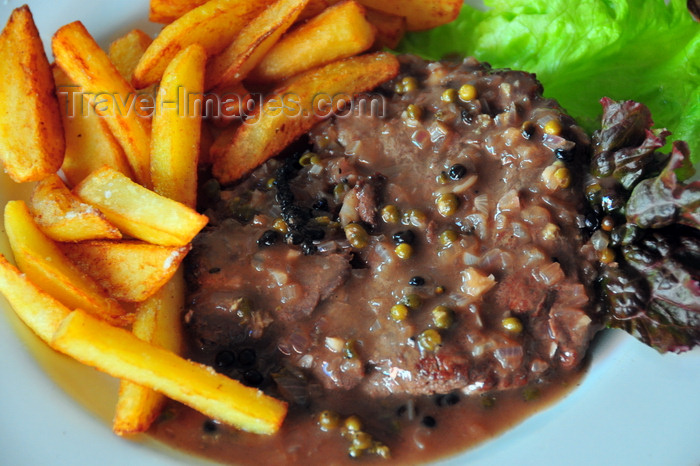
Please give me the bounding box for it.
[0,0,699,465]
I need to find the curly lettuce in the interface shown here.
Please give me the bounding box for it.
[398,0,700,162]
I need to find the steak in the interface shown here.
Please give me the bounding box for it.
[185,56,601,400]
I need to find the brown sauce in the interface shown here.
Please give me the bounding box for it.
[150,368,584,465]
[149,56,601,465]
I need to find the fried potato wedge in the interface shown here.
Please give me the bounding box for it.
[133,0,275,89]
[365,7,406,49]
[53,21,152,187]
[0,6,64,182]
[53,66,134,187]
[149,0,208,23]
[108,29,153,84]
[355,0,462,31]
[29,175,122,242]
[74,167,208,247]
[205,0,308,91]
[297,0,338,21]
[151,44,206,208]
[59,240,190,303]
[4,200,130,327]
[0,254,71,344]
[53,309,288,435]
[113,268,186,435]
[249,0,375,84]
[212,52,399,184]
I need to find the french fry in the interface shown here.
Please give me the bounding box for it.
[355,0,462,31]
[59,240,190,303]
[207,83,251,129]
[53,66,134,186]
[212,52,399,184]
[108,29,153,83]
[53,21,152,187]
[365,7,406,50]
[151,44,206,208]
[0,254,71,344]
[0,6,64,182]
[133,0,275,89]
[52,309,288,435]
[4,200,131,327]
[205,0,309,91]
[149,0,209,23]
[249,1,375,84]
[113,268,186,435]
[73,166,208,247]
[29,174,122,242]
[296,0,338,22]
[149,0,331,24]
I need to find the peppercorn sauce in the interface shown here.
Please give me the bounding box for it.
[150,56,601,464]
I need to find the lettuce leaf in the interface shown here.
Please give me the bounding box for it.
[397,0,700,163]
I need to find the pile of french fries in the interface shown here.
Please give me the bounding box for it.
[0,0,460,443]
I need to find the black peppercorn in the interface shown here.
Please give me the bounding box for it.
[447,164,467,180]
[257,230,279,247]
[408,276,425,286]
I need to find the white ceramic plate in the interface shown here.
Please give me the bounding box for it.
[1,1,699,465]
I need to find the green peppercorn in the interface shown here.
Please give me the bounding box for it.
[441,88,457,103]
[418,329,442,351]
[403,208,427,227]
[436,193,459,217]
[402,293,422,309]
[299,152,315,166]
[395,243,413,259]
[406,104,422,121]
[436,172,450,185]
[439,229,458,246]
[372,443,391,459]
[318,410,340,431]
[390,304,409,322]
[501,316,523,333]
[401,76,418,92]
[344,223,369,249]
[381,205,400,224]
[432,305,453,329]
[459,84,477,101]
[394,81,405,94]
[351,431,373,450]
[344,415,362,432]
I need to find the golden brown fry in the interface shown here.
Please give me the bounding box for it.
[205,0,309,91]
[108,29,153,84]
[59,240,190,303]
[0,254,71,344]
[355,0,462,31]
[113,268,186,435]
[53,66,134,187]
[53,309,288,435]
[0,6,64,182]
[29,174,122,242]
[149,0,208,23]
[365,7,406,49]
[212,52,399,184]
[249,0,375,84]
[133,0,275,89]
[4,200,131,327]
[151,44,206,208]
[296,0,338,22]
[73,166,208,247]
[53,21,152,187]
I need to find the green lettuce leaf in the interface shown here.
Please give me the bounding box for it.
[397,0,700,162]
